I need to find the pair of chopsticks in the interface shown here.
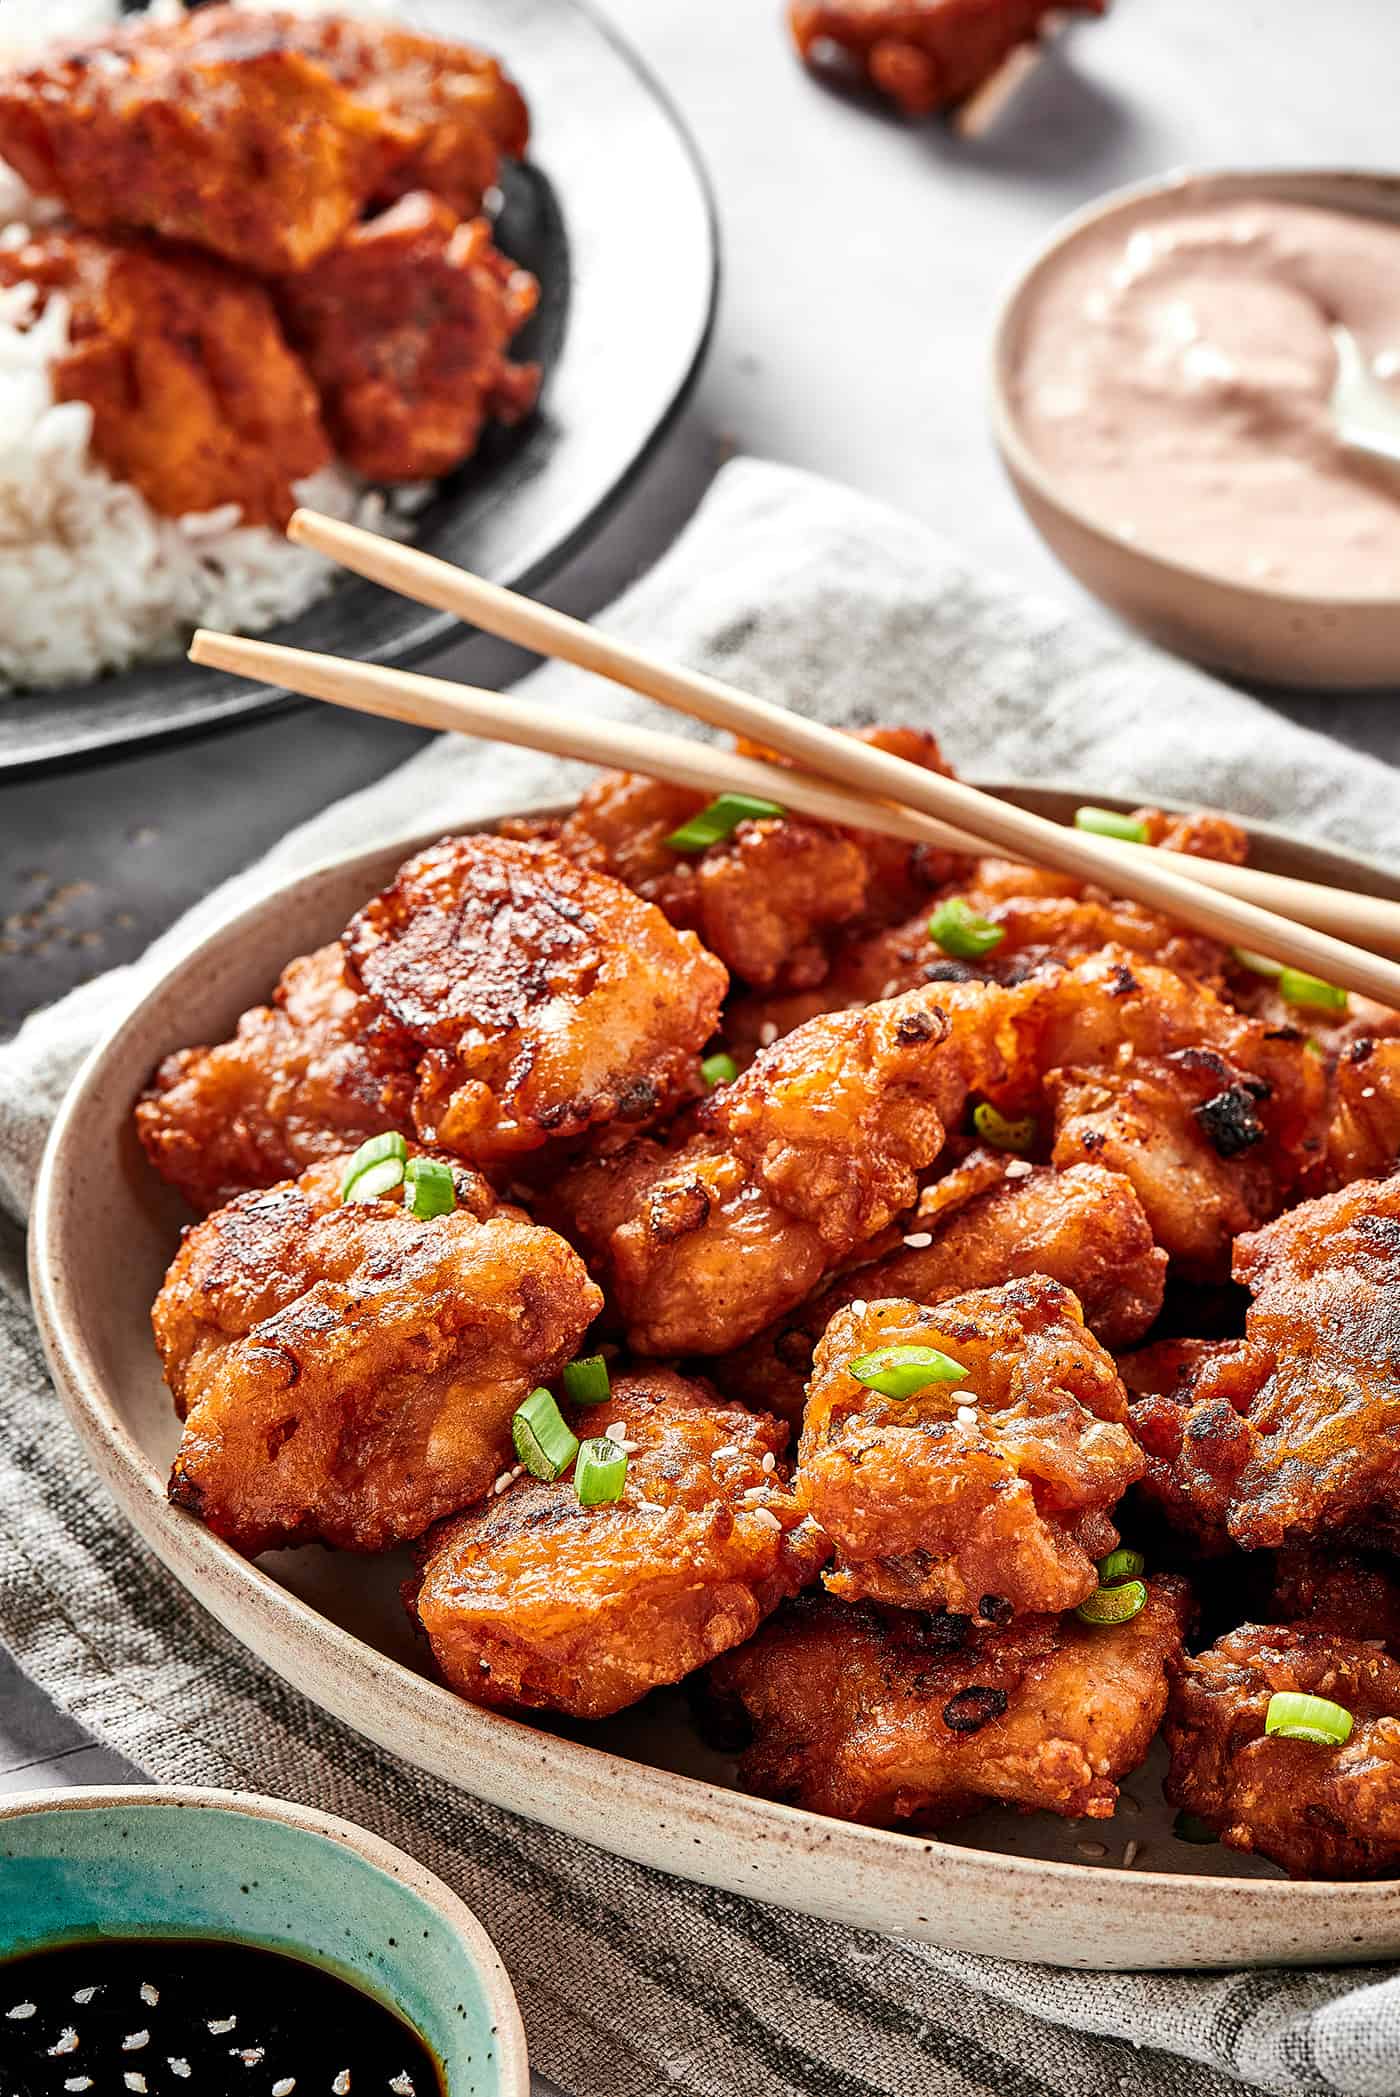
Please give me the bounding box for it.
[188,510,1400,1010]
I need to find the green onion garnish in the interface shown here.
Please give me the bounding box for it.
[562,1354,611,1407]
[1231,947,1284,978]
[574,1435,628,1506]
[1097,1547,1145,1585]
[1264,1690,1353,1745]
[927,896,1005,960]
[403,1155,456,1219]
[511,1387,579,1482]
[701,1051,739,1088]
[1172,1811,1218,1845]
[972,1102,1037,1154]
[1076,1578,1147,1626]
[340,1130,408,1202]
[1278,967,1348,1014]
[1074,806,1149,845]
[848,1343,968,1398]
[665,793,785,854]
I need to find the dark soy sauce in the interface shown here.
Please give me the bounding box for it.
[0,1938,445,2097]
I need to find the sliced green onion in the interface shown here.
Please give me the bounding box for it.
[1097,1547,1145,1585]
[848,1343,968,1398]
[973,1101,1037,1154]
[1264,1690,1353,1745]
[927,896,1005,961]
[1231,947,1284,979]
[701,1051,739,1088]
[403,1155,456,1219]
[511,1387,579,1482]
[1278,967,1348,1014]
[1075,805,1149,845]
[562,1354,612,1407]
[340,1130,407,1202]
[1076,1578,1147,1626]
[665,792,785,854]
[1172,1811,1218,1845]
[574,1435,628,1506]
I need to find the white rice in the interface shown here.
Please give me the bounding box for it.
[0,0,416,696]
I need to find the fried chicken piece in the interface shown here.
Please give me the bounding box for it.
[551,975,1046,1356]
[1325,1037,1400,1189]
[343,835,727,1163]
[275,192,538,483]
[136,944,416,1215]
[155,1153,600,1557]
[0,228,328,525]
[789,0,1105,118]
[1121,1338,1264,1559]
[797,1281,1143,1618]
[720,1160,1166,1422]
[1269,1548,1400,1655]
[1165,1623,1400,1878]
[412,1369,829,1719]
[707,1577,1190,1829]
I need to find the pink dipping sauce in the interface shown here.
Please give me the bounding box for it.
[1008,196,1400,597]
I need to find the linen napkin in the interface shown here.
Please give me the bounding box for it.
[3,458,1399,2097]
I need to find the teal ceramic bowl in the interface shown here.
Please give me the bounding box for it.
[0,1786,527,2095]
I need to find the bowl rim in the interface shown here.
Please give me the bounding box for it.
[987,163,1400,614]
[25,789,1400,1963]
[0,1782,529,2095]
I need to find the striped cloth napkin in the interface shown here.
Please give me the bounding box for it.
[2,459,1399,2097]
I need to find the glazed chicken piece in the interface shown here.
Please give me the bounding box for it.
[1121,1338,1264,1560]
[0,7,527,273]
[154,1154,601,1557]
[788,0,1105,119]
[412,1369,829,1719]
[706,1577,1190,1829]
[0,229,328,526]
[1165,1623,1400,1878]
[1269,1547,1400,1655]
[276,193,539,483]
[1325,1037,1400,1189]
[720,1158,1165,1422]
[796,1281,1143,1619]
[342,835,727,1164]
[136,945,416,1215]
[550,974,1047,1356]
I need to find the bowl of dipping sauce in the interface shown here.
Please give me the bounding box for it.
[0,1786,527,2097]
[990,168,1400,688]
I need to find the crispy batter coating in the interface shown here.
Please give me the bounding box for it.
[788,0,1105,118]
[0,228,328,525]
[154,1154,600,1557]
[343,835,727,1163]
[413,1369,829,1719]
[1121,1339,1264,1559]
[551,976,1046,1356]
[1269,1548,1400,1654]
[275,193,538,483]
[1326,1037,1400,1189]
[721,1159,1166,1422]
[136,944,416,1215]
[1165,1623,1400,1877]
[797,1280,1142,1617]
[707,1576,1190,1829]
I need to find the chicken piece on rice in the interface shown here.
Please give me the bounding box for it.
[705,1577,1190,1830]
[0,228,329,527]
[1164,1622,1400,1879]
[412,1369,829,1720]
[796,1281,1143,1619]
[719,1157,1166,1423]
[275,193,538,484]
[154,1152,601,1559]
[788,0,1106,120]
[549,975,1047,1358]
[136,944,417,1216]
[342,834,728,1164]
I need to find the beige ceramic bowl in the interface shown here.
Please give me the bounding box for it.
[28,792,1400,1972]
[990,168,1400,690]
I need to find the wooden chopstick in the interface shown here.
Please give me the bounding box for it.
[283,510,1400,1003]
[191,624,1400,1005]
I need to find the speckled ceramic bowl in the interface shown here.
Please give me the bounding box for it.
[990,167,1400,690]
[0,1787,527,2095]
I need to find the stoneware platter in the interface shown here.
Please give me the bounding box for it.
[29,788,1400,1972]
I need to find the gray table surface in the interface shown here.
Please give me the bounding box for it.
[1,0,1397,2056]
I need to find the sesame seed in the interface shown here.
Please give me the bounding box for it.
[492,1472,511,1494]
[880,979,898,998]
[636,1498,665,1514]
[72,1989,97,2006]
[850,1299,868,1316]
[333,2074,352,2095]
[740,1486,769,1505]
[122,2032,150,2051]
[712,1444,740,1460]
[1075,1840,1107,1859]
[758,1022,778,1046]
[64,2081,93,2093]
[6,2003,36,2020]
[749,1506,783,1531]
[617,1439,640,1454]
[390,2077,416,2096]
[1362,1086,1377,1099]
[761,1451,776,1473]
[955,1405,977,1425]
[48,2028,79,2056]
[207,2017,236,2035]
[272,2082,296,2096]
[1122,1839,1141,1867]
[903,1231,932,1249]
[168,2066,191,2082]
[139,1983,159,2007]
[232,2046,265,2065]
[1003,1158,1033,1179]
[478,1658,490,1670]
[604,1421,626,1442]
[124,2078,147,2094]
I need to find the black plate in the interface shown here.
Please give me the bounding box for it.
[0,0,718,774]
